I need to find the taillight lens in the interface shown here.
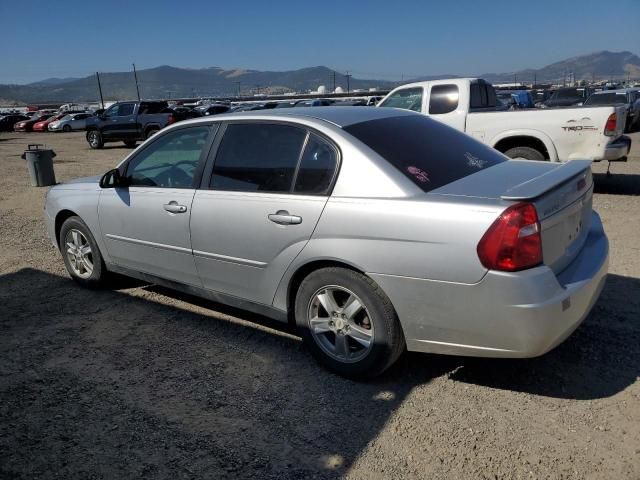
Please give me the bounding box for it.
[167,114,176,125]
[604,113,617,136]
[477,202,542,272]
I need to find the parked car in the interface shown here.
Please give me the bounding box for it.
[541,87,595,108]
[0,114,29,132]
[44,107,608,378]
[496,90,535,109]
[14,114,54,132]
[294,99,333,107]
[48,113,94,132]
[33,113,69,132]
[378,78,630,163]
[195,104,230,116]
[164,106,202,121]
[583,89,640,132]
[85,101,176,149]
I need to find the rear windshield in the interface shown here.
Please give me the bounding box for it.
[585,93,627,105]
[344,115,505,192]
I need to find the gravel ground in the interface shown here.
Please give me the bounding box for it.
[1,130,639,479]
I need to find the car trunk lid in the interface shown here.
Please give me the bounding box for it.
[430,159,594,274]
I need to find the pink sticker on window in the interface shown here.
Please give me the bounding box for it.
[407,166,430,183]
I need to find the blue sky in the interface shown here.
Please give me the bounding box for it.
[1,0,638,84]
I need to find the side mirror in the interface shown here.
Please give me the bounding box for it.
[99,168,127,188]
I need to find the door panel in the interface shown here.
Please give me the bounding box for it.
[191,190,327,304]
[99,187,200,285]
[190,191,327,303]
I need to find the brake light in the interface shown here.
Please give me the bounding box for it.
[604,113,617,136]
[167,113,176,125]
[477,202,542,272]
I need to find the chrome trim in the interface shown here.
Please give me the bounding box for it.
[105,233,192,254]
[192,249,267,268]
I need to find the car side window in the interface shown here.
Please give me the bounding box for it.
[118,103,135,116]
[429,84,459,114]
[210,123,307,193]
[378,87,423,112]
[125,126,211,188]
[294,133,338,195]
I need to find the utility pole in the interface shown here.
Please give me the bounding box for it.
[332,71,336,92]
[132,63,141,101]
[235,81,241,97]
[95,72,104,109]
[345,71,352,93]
[533,72,537,87]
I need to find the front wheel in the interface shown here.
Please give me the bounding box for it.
[59,216,107,287]
[62,124,72,132]
[87,130,104,149]
[295,267,405,378]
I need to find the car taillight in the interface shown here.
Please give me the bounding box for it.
[167,114,176,125]
[604,113,617,136]
[477,202,542,272]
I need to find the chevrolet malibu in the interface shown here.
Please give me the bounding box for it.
[44,107,609,378]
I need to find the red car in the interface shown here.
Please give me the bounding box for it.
[33,113,66,132]
[14,114,53,132]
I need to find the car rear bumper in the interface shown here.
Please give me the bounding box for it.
[369,211,609,358]
[601,135,631,161]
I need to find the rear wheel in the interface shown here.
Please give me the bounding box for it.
[87,130,104,149]
[503,146,545,161]
[145,128,159,139]
[295,267,405,378]
[124,140,137,148]
[59,216,106,287]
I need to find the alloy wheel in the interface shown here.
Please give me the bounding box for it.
[307,285,374,363]
[65,229,93,278]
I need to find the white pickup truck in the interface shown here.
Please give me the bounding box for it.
[378,78,631,164]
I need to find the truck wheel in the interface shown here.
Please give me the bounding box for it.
[503,146,545,161]
[124,140,137,148]
[62,124,72,132]
[145,128,159,139]
[295,267,405,379]
[87,131,104,149]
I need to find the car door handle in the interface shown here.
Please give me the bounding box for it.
[268,210,302,225]
[163,201,188,214]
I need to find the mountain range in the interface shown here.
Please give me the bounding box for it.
[0,50,638,105]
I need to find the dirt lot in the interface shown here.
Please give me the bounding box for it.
[1,130,639,479]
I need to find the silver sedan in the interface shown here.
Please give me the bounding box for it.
[48,113,93,132]
[44,107,609,377]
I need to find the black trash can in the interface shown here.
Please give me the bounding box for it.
[21,144,56,187]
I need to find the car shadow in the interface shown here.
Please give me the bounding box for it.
[1,268,638,478]
[593,172,640,195]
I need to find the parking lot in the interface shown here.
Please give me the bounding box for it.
[1,130,639,478]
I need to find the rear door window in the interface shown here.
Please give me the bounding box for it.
[210,123,307,193]
[294,133,339,195]
[428,84,459,114]
[344,115,505,192]
[378,87,423,112]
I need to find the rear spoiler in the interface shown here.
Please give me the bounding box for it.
[501,160,592,200]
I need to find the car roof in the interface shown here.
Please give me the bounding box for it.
[177,106,417,128]
[592,88,636,94]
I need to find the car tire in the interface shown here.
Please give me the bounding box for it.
[294,267,405,379]
[59,216,107,288]
[62,124,72,132]
[124,140,137,148]
[87,130,104,149]
[503,146,546,161]
[145,128,159,139]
